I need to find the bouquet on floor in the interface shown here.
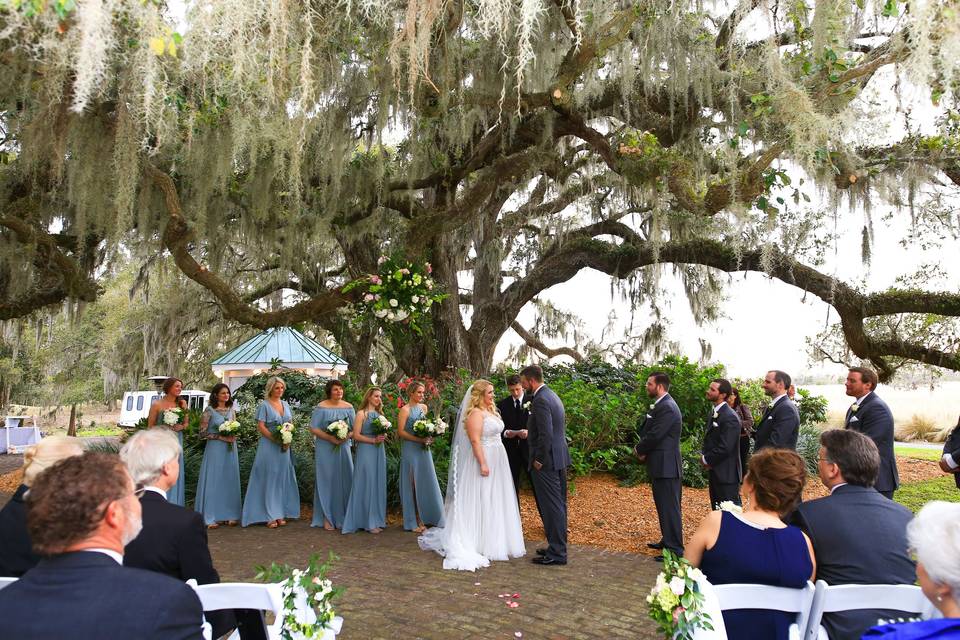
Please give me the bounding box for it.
[325,420,350,451]
[218,420,241,450]
[647,550,713,640]
[411,414,448,448]
[254,552,343,640]
[273,421,295,448]
[161,408,186,427]
[371,415,392,445]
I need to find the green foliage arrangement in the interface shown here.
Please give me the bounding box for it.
[646,549,713,640]
[254,553,342,640]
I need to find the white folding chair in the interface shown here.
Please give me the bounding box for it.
[713,581,816,640]
[804,581,930,639]
[0,577,17,591]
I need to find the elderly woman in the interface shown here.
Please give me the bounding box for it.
[686,448,816,640]
[863,501,960,638]
[0,435,84,576]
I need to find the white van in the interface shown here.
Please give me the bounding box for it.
[118,389,210,427]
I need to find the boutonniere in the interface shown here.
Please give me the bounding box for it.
[649,403,656,410]
[523,401,532,411]
[850,403,860,413]
[712,410,719,419]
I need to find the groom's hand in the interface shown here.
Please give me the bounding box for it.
[532,460,543,471]
[518,429,528,440]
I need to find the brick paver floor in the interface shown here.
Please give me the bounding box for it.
[209,520,663,639]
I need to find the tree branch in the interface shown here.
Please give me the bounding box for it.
[510,321,585,362]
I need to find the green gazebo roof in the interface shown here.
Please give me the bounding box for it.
[211,327,347,367]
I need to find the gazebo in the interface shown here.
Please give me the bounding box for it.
[211,327,349,392]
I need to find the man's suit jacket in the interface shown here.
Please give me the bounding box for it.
[497,394,531,464]
[943,419,960,489]
[634,394,683,480]
[753,396,800,450]
[0,551,204,639]
[702,403,741,484]
[792,484,915,640]
[844,392,900,493]
[0,484,40,577]
[527,385,571,472]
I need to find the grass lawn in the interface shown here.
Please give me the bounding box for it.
[894,476,960,512]
[894,445,943,461]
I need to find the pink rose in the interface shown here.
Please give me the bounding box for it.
[369,275,381,284]
[364,293,375,302]
[425,263,432,273]
[378,256,388,265]
[672,606,685,624]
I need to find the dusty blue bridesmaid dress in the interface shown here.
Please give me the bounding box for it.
[194,406,242,525]
[399,405,445,530]
[241,400,301,526]
[341,410,386,534]
[310,406,355,529]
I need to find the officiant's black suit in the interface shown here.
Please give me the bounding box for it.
[792,484,915,640]
[634,394,683,555]
[701,402,742,508]
[527,384,571,563]
[844,392,899,498]
[753,395,800,451]
[944,419,960,489]
[124,490,267,640]
[497,393,532,497]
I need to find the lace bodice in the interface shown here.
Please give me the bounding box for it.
[479,412,504,445]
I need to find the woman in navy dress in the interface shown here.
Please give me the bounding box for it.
[241,376,300,528]
[309,379,355,530]
[342,387,388,534]
[146,377,187,506]
[686,448,815,640]
[194,383,241,528]
[398,381,445,532]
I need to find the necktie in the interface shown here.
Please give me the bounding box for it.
[515,400,520,410]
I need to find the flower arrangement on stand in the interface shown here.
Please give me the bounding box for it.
[255,552,343,640]
[343,255,445,334]
[647,550,713,640]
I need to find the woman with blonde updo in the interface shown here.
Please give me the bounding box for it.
[418,380,525,571]
[0,435,84,576]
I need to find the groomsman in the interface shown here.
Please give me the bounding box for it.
[498,374,532,499]
[843,366,899,499]
[633,372,683,559]
[701,379,742,508]
[753,370,800,451]
[941,416,960,490]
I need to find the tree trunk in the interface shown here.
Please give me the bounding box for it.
[67,404,77,437]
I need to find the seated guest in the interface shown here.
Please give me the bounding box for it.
[863,501,960,639]
[121,428,256,640]
[0,435,84,577]
[686,448,815,640]
[0,452,205,639]
[792,429,915,640]
[940,415,960,490]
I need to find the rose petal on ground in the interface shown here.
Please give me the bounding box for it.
[507,601,520,608]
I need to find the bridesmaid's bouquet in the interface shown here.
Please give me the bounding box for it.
[647,550,713,639]
[325,420,350,450]
[371,415,392,445]
[162,408,186,427]
[274,421,295,447]
[411,414,448,448]
[218,420,240,450]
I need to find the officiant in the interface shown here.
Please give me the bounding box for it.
[498,374,533,499]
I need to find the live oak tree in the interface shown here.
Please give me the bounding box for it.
[1,0,959,382]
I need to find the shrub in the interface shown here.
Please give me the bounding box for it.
[896,414,941,442]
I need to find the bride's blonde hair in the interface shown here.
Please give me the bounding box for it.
[465,379,498,416]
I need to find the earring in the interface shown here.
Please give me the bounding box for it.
[936,595,944,603]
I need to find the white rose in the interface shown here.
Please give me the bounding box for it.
[687,567,705,582]
[387,312,395,321]
[411,295,420,303]
[669,576,686,596]
[389,298,399,307]
[394,310,409,321]
[374,309,388,318]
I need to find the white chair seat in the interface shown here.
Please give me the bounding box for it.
[690,580,816,640]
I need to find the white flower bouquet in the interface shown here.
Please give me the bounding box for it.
[411,414,448,447]
[325,419,350,450]
[371,415,392,445]
[273,421,295,447]
[218,419,240,450]
[162,408,185,426]
[646,550,713,639]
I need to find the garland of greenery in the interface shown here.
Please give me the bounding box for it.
[254,552,342,640]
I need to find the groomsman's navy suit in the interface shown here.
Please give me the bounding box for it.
[844,392,900,498]
[0,550,204,639]
[702,402,742,508]
[634,394,683,555]
[497,394,532,497]
[943,420,960,490]
[527,384,571,563]
[793,484,915,640]
[753,395,800,451]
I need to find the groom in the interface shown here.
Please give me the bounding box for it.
[520,364,571,566]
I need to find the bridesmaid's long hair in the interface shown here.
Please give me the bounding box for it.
[466,379,498,416]
[359,387,382,413]
[209,383,233,409]
[162,377,187,409]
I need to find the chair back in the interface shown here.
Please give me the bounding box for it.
[193,582,284,639]
[0,577,17,591]
[714,581,816,639]
[804,581,929,639]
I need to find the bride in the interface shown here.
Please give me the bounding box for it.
[418,379,526,570]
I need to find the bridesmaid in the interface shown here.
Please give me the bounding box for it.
[398,381,445,532]
[309,380,355,530]
[341,387,387,534]
[241,376,301,528]
[194,383,241,528]
[146,377,187,506]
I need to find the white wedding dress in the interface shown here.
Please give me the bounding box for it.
[418,410,526,571]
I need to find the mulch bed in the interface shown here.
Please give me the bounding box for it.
[0,455,943,557]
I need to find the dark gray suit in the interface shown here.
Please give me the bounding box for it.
[753,396,800,451]
[943,420,960,490]
[635,394,683,554]
[527,384,571,562]
[844,392,899,498]
[792,484,915,640]
[702,403,742,508]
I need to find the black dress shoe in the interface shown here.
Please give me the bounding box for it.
[535,547,548,556]
[653,555,664,562]
[532,556,567,566]
[646,541,664,550]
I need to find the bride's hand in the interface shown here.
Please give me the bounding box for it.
[480,464,490,477]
